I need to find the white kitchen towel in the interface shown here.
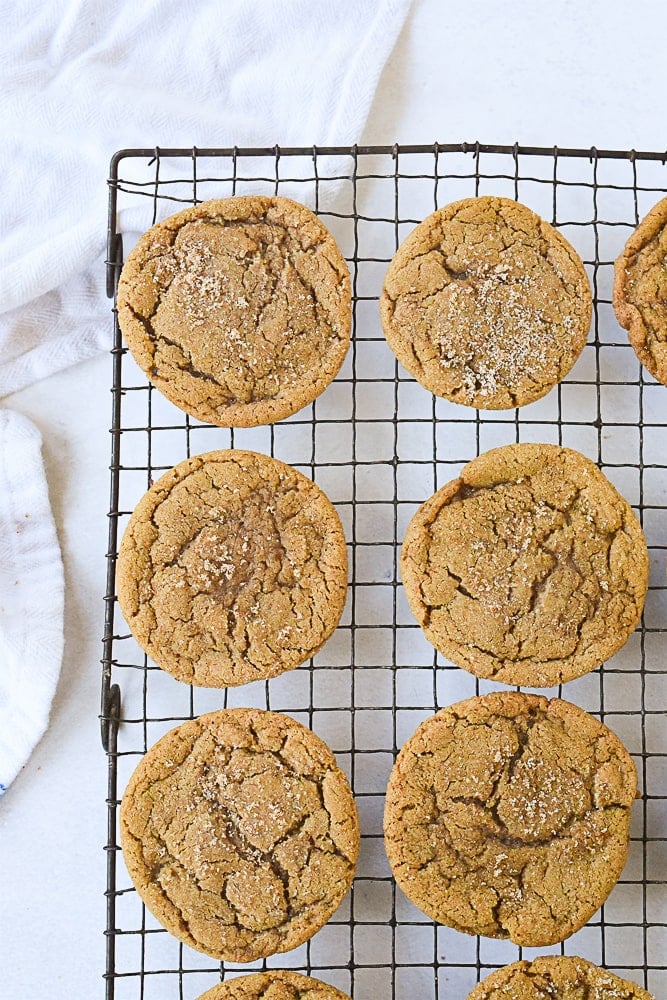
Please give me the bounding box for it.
[0,0,411,397]
[0,410,65,796]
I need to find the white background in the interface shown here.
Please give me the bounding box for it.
[1,1,666,998]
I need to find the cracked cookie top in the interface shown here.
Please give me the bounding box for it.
[613,196,667,385]
[401,443,648,687]
[197,971,350,1000]
[120,709,359,962]
[466,955,653,999]
[116,449,348,687]
[117,196,351,427]
[384,692,637,947]
[380,196,591,409]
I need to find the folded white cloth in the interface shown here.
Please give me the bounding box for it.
[0,410,65,795]
[0,0,411,793]
[0,0,411,396]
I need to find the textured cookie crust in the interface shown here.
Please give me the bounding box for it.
[117,196,351,426]
[197,971,350,1000]
[120,709,359,962]
[384,692,637,947]
[116,449,347,687]
[380,196,591,409]
[613,196,667,385]
[401,443,648,687]
[467,955,653,999]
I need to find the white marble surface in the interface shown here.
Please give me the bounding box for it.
[2,1,666,998]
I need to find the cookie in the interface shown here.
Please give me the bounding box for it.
[383,692,637,947]
[467,956,653,999]
[116,449,347,687]
[401,443,648,687]
[117,196,351,427]
[380,195,591,408]
[197,971,350,1000]
[613,196,667,385]
[120,709,359,962]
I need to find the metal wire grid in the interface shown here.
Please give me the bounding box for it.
[102,143,667,1000]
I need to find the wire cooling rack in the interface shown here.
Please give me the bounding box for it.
[102,143,667,1000]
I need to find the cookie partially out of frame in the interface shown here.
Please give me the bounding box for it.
[120,709,359,963]
[613,195,667,385]
[400,442,648,687]
[117,196,351,426]
[196,971,350,1000]
[116,449,347,688]
[466,955,653,999]
[383,692,637,947]
[380,195,592,408]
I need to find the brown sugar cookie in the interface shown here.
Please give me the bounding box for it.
[401,443,648,687]
[467,956,653,999]
[117,196,351,427]
[383,692,637,947]
[197,971,350,1000]
[116,449,347,687]
[380,196,591,408]
[120,709,359,962]
[613,196,667,385]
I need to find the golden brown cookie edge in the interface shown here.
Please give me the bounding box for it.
[383,692,637,945]
[466,955,653,999]
[116,448,348,688]
[613,196,667,385]
[380,196,592,409]
[196,970,351,999]
[399,442,649,687]
[119,708,360,963]
[117,195,352,427]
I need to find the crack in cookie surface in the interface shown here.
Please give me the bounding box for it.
[466,955,653,999]
[120,709,359,962]
[400,443,648,687]
[613,195,667,386]
[117,197,351,427]
[383,692,637,947]
[196,970,351,1000]
[380,196,591,409]
[116,449,348,687]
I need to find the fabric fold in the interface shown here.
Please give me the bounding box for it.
[0,0,411,397]
[0,410,65,795]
